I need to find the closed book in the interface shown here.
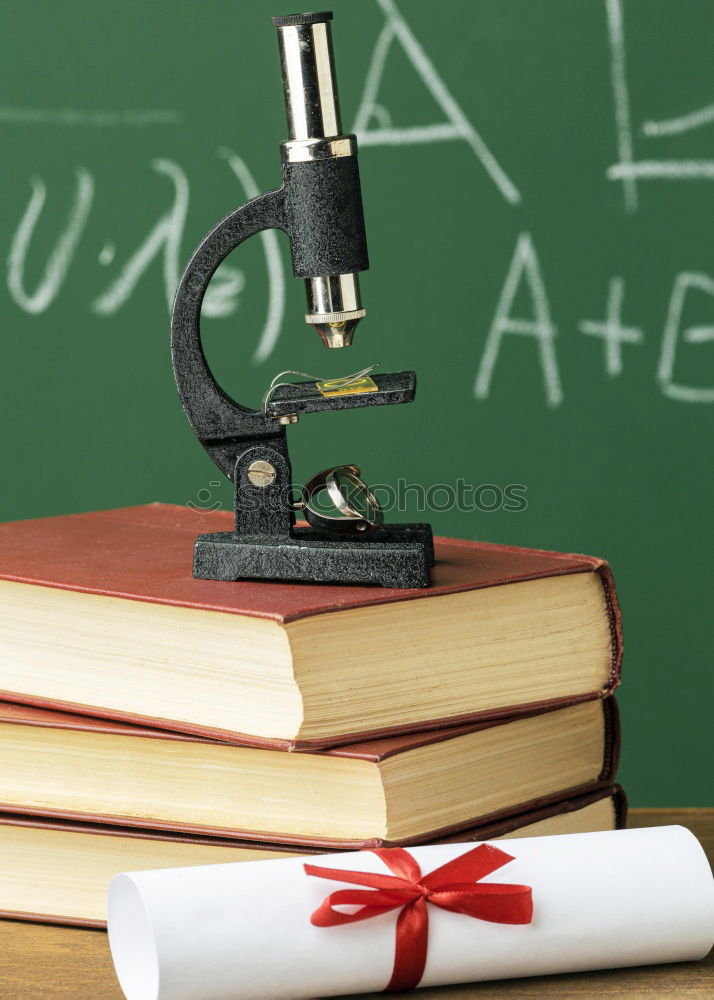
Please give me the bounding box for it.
[0,698,619,847]
[0,786,626,929]
[0,503,622,748]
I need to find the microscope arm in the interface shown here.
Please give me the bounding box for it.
[171,188,289,480]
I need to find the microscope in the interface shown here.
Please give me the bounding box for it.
[171,11,433,588]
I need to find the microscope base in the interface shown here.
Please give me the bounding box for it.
[193,523,434,589]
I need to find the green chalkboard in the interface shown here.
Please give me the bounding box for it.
[2,0,713,805]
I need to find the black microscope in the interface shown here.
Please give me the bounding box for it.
[171,12,433,588]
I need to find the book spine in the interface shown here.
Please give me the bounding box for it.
[596,561,624,696]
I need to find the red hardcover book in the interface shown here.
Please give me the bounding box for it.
[0,503,622,748]
[0,698,619,847]
[0,786,626,929]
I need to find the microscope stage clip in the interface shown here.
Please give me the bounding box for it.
[264,370,416,418]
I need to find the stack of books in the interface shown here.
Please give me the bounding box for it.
[0,504,624,928]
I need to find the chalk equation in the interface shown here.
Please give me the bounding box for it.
[473,232,714,407]
[3,0,713,403]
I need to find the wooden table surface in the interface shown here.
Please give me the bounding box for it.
[1,809,712,998]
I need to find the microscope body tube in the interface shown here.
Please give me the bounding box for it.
[274,12,367,347]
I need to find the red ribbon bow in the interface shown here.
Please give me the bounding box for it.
[305,844,533,992]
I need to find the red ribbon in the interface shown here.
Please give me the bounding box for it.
[305,844,533,992]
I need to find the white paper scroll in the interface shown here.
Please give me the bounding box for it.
[108,826,714,1000]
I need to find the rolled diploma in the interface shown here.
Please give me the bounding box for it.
[108,826,714,1000]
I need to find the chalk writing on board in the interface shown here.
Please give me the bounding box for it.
[7,155,266,359]
[473,234,713,407]
[605,0,638,212]
[659,274,714,404]
[8,168,94,315]
[474,232,563,409]
[578,278,643,378]
[91,159,188,316]
[0,108,182,127]
[642,103,714,138]
[606,0,714,212]
[353,0,521,205]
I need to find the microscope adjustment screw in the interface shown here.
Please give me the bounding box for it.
[247,460,277,488]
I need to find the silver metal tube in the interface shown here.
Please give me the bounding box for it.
[306,273,362,316]
[305,274,364,348]
[273,12,365,347]
[274,14,341,141]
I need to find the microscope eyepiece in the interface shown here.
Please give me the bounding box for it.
[274,11,340,142]
[271,11,333,28]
